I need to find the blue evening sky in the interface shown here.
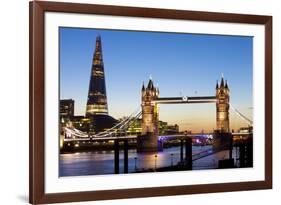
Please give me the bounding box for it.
[60,27,253,132]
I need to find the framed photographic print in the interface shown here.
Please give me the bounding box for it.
[29,1,272,204]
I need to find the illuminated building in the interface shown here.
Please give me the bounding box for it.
[138,79,160,152]
[238,126,253,133]
[83,35,118,133]
[216,77,230,132]
[141,79,159,135]
[233,126,253,142]
[165,124,179,134]
[126,119,179,136]
[159,121,179,135]
[126,118,142,135]
[60,99,74,120]
[70,116,92,133]
[86,35,108,116]
[213,76,231,150]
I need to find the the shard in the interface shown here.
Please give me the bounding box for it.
[86,35,108,116]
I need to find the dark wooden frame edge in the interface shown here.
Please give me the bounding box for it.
[29,1,272,204]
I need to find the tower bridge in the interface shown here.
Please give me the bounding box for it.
[139,77,230,152]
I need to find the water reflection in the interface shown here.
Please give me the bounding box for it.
[59,145,236,176]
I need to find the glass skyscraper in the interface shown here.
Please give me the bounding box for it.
[86,35,108,116]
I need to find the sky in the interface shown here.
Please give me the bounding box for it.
[60,27,253,132]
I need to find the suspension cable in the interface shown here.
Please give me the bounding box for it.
[66,106,142,138]
[229,103,253,126]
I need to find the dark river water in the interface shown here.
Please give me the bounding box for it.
[59,145,238,176]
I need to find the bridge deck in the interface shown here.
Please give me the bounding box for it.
[154,96,216,104]
[63,132,251,142]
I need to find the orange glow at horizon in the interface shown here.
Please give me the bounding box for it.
[157,103,252,133]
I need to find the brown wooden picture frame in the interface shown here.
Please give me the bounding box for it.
[29,1,272,204]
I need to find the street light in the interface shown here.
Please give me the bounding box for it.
[134,157,138,171]
[154,154,158,171]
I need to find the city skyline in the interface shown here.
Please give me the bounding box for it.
[60,27,253,132]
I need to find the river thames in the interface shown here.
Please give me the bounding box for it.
[59,145,238,176]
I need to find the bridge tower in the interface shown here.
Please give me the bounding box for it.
[216,76,230,132]
[214,76,232,153]
[137,79,161,152]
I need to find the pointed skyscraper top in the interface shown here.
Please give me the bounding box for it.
[95,35,102,45]
[97,34,101,39]
[95,35,102,53]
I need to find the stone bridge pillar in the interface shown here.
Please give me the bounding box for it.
[137,79,162,152]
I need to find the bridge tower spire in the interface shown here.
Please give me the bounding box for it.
[138,78,160,152]
[216,76,230,132]
[86,35,108,117]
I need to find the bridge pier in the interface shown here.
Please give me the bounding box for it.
[239,143,245,167]
[180,139,184,162]
[238,137,253,168]
[124,140,129,173]
[185,137,192,170]
[245,136,253,167]
[137,132,162,152]
[114,139,130,174]
[213,132,233,156]
[62,141,75,152]
[229,135,233,159]
[114,139,119,174]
